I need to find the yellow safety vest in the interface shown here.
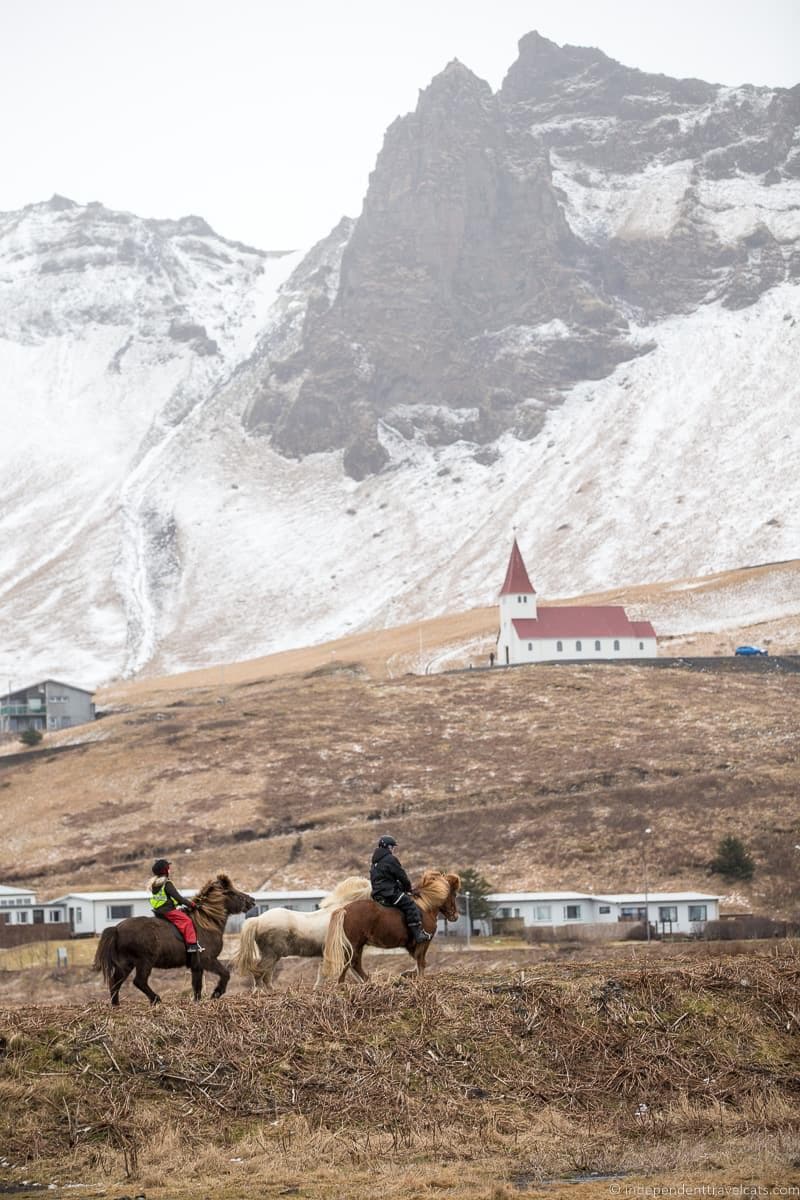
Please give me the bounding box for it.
[150,883,172,910]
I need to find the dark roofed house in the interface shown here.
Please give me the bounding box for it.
[0,680,95,735]
[498,538,657,665]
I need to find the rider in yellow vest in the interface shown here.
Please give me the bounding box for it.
[149,859,203,954]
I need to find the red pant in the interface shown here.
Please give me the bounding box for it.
[164,908,197,944]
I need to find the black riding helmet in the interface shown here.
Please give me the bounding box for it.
[377,836,397,849]
[152,858,171,875]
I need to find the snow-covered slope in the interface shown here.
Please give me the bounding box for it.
[0,197,301,682]
[2,30,800,686]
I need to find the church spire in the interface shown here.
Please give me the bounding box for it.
[499,538,535,596]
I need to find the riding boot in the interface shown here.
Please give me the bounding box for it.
[409,923,432,944]
[186,942,204,954]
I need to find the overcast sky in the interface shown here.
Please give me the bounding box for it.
[1,0,797,251]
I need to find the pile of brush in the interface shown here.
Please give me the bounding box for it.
[1,955,798,1176]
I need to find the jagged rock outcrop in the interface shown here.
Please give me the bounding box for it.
[242,34,800,477]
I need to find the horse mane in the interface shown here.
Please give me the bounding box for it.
[319,876,371,910]
[192,874,231,930]
[414,870,456,913]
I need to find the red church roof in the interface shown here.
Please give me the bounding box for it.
[499,539,536,596]
[512,607,655,640]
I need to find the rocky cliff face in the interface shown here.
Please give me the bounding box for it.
[243,33,800,478]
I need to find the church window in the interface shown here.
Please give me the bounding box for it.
[527,642,532,651]
[575,640,582,651]
[594,640,601,651]
[556,641,563,652]
[613,639,620,651]
[639,641,644,650]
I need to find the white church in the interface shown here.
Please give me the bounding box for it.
[497,539,657,665]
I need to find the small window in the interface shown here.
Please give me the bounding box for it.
[613,640,620,651]
[48,910,62,922]
[534,905,551,921]
[556,640,563,652]
[688,905,708,923]
[523,595,527,603]
[75,907,83,922]
[107,904,133,920]
[594,640,601,651]
[598,905,611,914]
[499,907,512,918]
[639,641,644,650]
[513,908,520,918]
[658,906,678,923]
[527,642,532,651]
[575,640,582,652]
[18,911,29,923]
[517,596,522,603]
[564,904,582,920]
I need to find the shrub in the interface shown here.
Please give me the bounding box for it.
[703,915,799,940]
[709,834,755,881]
[19,728,43,747]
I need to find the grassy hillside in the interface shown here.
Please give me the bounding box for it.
[1,953,798,1197]
[1,648,798,917]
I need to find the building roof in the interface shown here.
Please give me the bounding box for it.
[487,892,595,902]
[0,884,36,896]
[46,890,167,903]
[8,679,95,699]
[595,892,719,904]
[499,539,536,596]
[253,890,327,900]
[512,606,656,640]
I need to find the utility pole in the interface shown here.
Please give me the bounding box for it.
[465,890,472,949]
[643,827,652,944]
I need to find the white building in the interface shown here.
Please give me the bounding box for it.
[451,890,719,937]
[45,891,155,936]
[497,538,657,665]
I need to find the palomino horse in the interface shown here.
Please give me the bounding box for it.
[94,873,255,1006]
[322,870,460,984]
[232,875,371,988]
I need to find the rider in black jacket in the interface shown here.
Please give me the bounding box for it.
[370,836,432,945]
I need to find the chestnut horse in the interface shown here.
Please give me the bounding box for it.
[322,870,460,984]
[94,872,255,1006]
[232,874,371,988]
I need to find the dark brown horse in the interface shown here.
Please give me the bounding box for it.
[321,870,460,984]
[94,873,255,1006]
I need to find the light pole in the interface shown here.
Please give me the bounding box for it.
[643,827,652,944]
[465,890,472,949]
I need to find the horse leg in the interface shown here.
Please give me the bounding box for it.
[110,961,133,1006]
[348,943,369,984]
[191,963,204,1001]
[252,953,277,990]
[207,958,231,999]
[132,963,161,1006]
[414,942,432,977]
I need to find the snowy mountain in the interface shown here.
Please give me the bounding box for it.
[2,33,800,686]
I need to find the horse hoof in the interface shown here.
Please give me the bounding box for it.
[151,996,161,1006]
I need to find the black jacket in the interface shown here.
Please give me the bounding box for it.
[370,845,412,902]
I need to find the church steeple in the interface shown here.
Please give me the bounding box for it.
[499,538,535,596]
[497,538,538,665]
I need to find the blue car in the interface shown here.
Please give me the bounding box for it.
[735,645,768,656]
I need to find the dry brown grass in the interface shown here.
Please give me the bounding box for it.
[0,953,798,1196]
[0,658,798,920]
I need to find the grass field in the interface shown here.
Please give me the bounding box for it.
[1,944,799,1198]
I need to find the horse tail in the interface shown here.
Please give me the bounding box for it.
[322,908,352,979]
[231,917,262,977]
[93,926,120,984]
